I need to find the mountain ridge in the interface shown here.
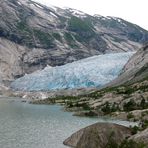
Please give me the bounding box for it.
[0,0,148,82]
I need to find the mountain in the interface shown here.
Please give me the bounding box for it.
[11,52,134,91]
[1,0,148,82]
[107,44,148,86]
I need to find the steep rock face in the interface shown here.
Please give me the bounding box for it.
[0,0,148,82]
[0,38,28,82]
[107,44,148,86]
[63,123,131,148]
[130,128,148,145]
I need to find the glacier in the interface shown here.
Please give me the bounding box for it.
[11,52,134,91]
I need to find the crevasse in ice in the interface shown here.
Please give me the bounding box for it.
[11,52,134,91]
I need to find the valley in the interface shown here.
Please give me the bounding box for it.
[0,0,148,148]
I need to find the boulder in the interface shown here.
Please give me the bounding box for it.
[63,122,132,148]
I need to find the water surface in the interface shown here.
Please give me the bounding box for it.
[0,98,136,148]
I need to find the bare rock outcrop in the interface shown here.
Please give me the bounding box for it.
[107,44,148,87]
[130,128,148,145]
[63,123,131,148]
[1,0,147,83]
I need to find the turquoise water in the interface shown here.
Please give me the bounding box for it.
[0,98,137,148]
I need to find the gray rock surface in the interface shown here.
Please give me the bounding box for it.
[63,122,131,148]
[107,44,148,86]
[0,0,147,82]
[130,128,148,145]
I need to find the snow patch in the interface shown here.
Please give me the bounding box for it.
[94,14,103,18]
[94,15,108,20]
[64,8,87,18]
[107,16,127,26]
[47,4,57,11]
[50,12,58,18]
[117,19,121,22]
[17,1,22,5]
[35,3,43,9]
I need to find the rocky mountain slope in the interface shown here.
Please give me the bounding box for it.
[1,0,148,82]
[106,44,148,87]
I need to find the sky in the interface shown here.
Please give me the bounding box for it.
[33,0,148,30]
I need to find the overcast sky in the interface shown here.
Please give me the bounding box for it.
[33,0,148,30]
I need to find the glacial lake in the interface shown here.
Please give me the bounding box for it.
[0,97,137,148]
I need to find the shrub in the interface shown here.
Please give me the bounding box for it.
[123,99,137,111]
[130,126,140,135]
[127,112,134,119]
[52,33,62,42]
[140,119,148,130]
[119,139,146,148]
[106,139,146,148]
[101,102,119,114]
[101,102,111,114]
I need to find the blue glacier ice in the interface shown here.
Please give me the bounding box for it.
[11,52,134,91]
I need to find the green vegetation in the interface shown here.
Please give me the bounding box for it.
[101,102,119,114]
[16,21,55,48]
[140,119,148,130]
[119,140,146,148]
[52,33,63,43]
[17,21,31,32]
[64,32,78,48]
[95,76,148,96]
[123,98,148,112]
[129,120,148,135]
[68,16,96,44]
[31,95,80,105]
[68,16,93,32]
[64,32,74,42]
[127,112,135,119]
[105,126,147,148]
[134,63,148,77]
[106,130,146,148]
[81,103,91,110]
[85,91,103,99]
[130,125,140,135]
[66,101,91,110]
[15,21,34,47]
[140,98,148,109]
[33,29,54,48]
[31,77,148,118]
[123,99,137,112]
[107,139,146,148]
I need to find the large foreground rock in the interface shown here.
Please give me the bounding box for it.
[63,123,131,148]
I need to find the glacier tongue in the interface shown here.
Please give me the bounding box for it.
[11,52,134,91]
